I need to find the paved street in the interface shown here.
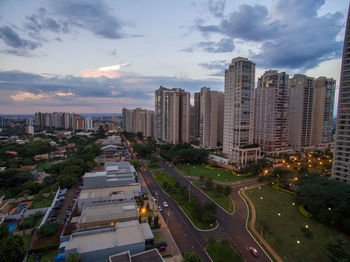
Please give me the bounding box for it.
[143,158,272,262]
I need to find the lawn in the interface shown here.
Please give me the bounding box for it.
[30,193,55,209]
[206,239,243,262]
[153,172,217,230]
[246,185,350,262]
[147,162,162,170]
[193,181,234,213]
[176,164,251,182]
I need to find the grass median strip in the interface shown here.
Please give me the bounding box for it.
[193,181,234,213]
[206,239,243,262]
[176,164,251,182]
[153,172,217,230]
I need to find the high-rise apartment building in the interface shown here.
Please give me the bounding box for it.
[122,108,133,132]
[194,87,224,148]
[85,117,94,130]
[154,86,190,144]
[194,93,201,139]
[254,70,290,155]
[312,77,336,145]
[223,57,260,167]
[122,108,154,137]
[288,75,314,150]
[332,7,350,183]
[34,112,84,131]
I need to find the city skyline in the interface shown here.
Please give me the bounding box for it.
[0,0,348,114]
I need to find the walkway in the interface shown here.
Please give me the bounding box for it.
[241,187,283,262]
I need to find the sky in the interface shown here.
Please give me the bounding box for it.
[0,0,348,114]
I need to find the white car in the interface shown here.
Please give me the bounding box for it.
[151,197,156,202]
[163,201,168,207]
[158,206,163,212]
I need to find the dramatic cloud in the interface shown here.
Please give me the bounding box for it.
[0,70,223,113]
[10,92,48,101]
[51,0,125,39]
[81,63,131,78]
[195,0,343,70]
[0,25,41,54]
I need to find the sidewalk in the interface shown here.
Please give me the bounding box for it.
[241,188,283,262]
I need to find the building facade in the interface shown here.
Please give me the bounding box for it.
[254,70,290,155]
[288,75,314,151]
[223,57,260,167]
[312,77,336,145]
[332,6,350,183]
[154,86,190,144]
[194,87,224,148]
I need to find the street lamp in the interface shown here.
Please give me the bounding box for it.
[278,213,281,216]
[305,225,309,229]
[297,240,300,244]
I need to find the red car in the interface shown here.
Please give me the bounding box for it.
[158,245,166,252]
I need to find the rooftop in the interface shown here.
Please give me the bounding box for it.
[65,220,153,254]
[79,201,139,224]
[109,249,164,262]
[79,184,141,200]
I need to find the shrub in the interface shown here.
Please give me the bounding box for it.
[39,223,59,236]
[298,204,312,218]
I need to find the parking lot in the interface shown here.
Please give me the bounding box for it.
[46,184,81,224]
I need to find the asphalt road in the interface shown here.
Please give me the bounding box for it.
[140,163,212,262]
[150,158,272,262]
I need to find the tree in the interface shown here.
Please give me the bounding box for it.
[58,174,78,188]
[96,126,106,139]
[223,185,233,196]
[153,215,160,228]
[324,236,350,262]
[66,252,82,262]
[0,235,25,262]
[40,222,59,236]
[182,251,202,262]
[204,178,214,191]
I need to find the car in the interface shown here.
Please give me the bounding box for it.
[151,197,156,202]
[248,247,259,257]
[158,206,163,212]
[157,245,166,252]
[163,201,168,207]
[155,241,168,248]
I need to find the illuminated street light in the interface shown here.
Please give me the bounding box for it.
[282,160,285,163]
[278,213,281,216]
[297,240,300,244]
[287,165,290,168]
[328,207,332,211]
[264,169,268,174]
[292,202,295,206]
[305,225,309,229]
[309,165,312,168]
[260,197,263,200]
[319,162,322,165]
[141,208,146,214]
[329,159,332,163]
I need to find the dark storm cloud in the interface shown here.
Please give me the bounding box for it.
[51,0,125,39]
[0,26,41,51]
[195,0,343,70]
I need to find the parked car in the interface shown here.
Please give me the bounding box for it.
[248,247,258,257]
[158,206,163,212]
[155,241,168,248]
[158,245,166,252]
[151,197,156,202]
[163,201,168,207]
